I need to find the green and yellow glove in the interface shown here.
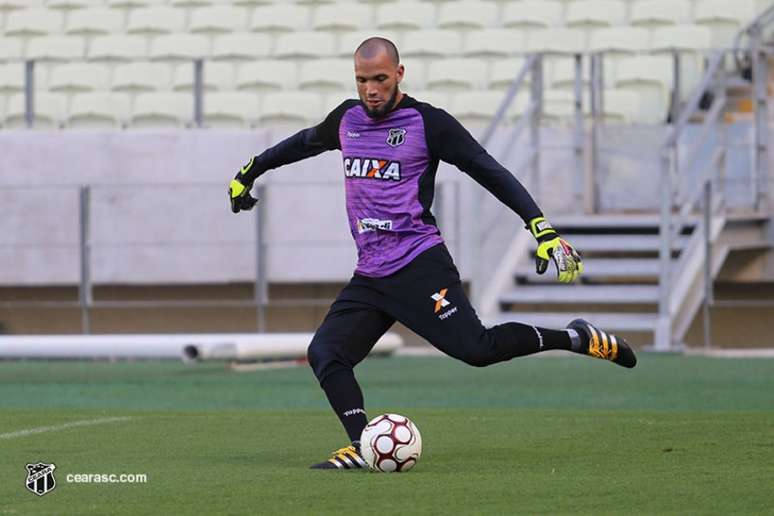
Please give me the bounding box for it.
[527,216,583,283]
[229,158,259,213]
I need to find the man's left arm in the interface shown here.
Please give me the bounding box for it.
[426,107,583,283]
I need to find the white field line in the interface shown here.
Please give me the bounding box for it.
[0,416,131,440]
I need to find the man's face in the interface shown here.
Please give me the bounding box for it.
[354,51,404,119]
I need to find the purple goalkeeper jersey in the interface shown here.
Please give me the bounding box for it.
[239,94,542,278]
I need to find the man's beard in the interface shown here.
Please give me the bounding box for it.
[363,85,399,119]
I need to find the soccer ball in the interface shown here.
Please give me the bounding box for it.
[360,413,422,472]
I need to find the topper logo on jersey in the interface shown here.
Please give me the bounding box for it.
[343,157,401,181]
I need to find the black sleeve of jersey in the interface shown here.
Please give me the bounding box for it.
[420,105,543,224]
[239,99,358,185]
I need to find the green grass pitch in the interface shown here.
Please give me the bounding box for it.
[1,354,773,515]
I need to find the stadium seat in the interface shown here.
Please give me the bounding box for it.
[299,59,356,93]
[47,0,102,9]
[488,58,529,91]
[49,63,110,92]
[0,38,24,61]
[4,92,67,129]
[403,90,450,111]
[0,62,27,93]
[273,31,335,59]
[463,29,525,58]
[399,57,424,91]
[112,62,172,92]
[88,35,148,61]
[130,92,192,128]
[249,4,310,32]
[376,2,435,31]
[613,56,672,124]
[233,0,277,6]
[67,92,132,128]
[449,90,525,125]
[236,60,297,92]
[502,1,562,30]
[630,0,691,29]
[323,93,352,116]
[189,6,247,35]
[170,0,223,6]
[127,6,185,35]
[565,0,625,29]
[26,36,86,62]
[336,31,400,57]
[649,26,713,52]
[107,0,166,7]
[203,91,260,128]
[150,34,211,61]
[694,0,757,47]
[312,3,373,33]
[258,91,322,123]
[211,33,272,61]
[588,27,650,55]
[599,89,649,124]
[425,59,487,92]
[527,29,587,55]
[0,0,43,9]
[65,8,125,36]
[548,57,589,90]
[403,30,462,58]
[438,1,497,31]
[4,8,63,36]
[541,89,576,122]
[0,96,5,127]
[172,61,234,91]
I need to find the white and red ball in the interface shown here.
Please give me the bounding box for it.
[360,413,422,472]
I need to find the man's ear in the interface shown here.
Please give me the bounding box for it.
[396,64,405,84]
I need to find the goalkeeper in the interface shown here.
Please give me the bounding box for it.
[229,38,636,470]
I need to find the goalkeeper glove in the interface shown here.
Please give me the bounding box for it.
[229,158,259,213]
[527,216,583,283]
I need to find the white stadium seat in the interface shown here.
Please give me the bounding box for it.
[150,34,211,61]
[438,1,497,31]
[274,31,335,59]
[233,0,279,5]
[404,90,450,111]
[630,0,691,29]
[131,92,192,128]
[112,62,172,92]
[0,62,26,93]
[376,2,435,31]
[127,6,185,35]
[26,36,86,61]
[189,6,247,35]
[108,0,166,7]
[4,8,63,36]
[203,91,261,128]
[488,58,529,91]
[449,90,524,125]
[548,57,589,90]
[502,1,563,30]
[66,8,125,36]
[650,25,713,52]
[463,29,525,58]
[49,63,110,92]
[170,0,223,6]
[259,91,322,123]
[589,27,650,55]
[312,3,373,33]
[173,61,234,91]
[47,0,102,10]
[0,0,43,9]
[527,29,586,54]
[211,33,272,61]
[236,60,297,92]
[336,31,400,57]
[4,92,67,129]
[695,0,757,47]
[425,59,487,92]
[88,35,148,61]
[0,38,24,61]
[614,56,673,90]
[67,92,132,128]
[299,59,356,93]
[0,96,5,127]
[403,30,462,58]
[542,89,576,122]
[250,4,310,32]
[565,0,626,29]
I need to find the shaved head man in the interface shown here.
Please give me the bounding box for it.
[229,37,636,471]
[354,37,404,119]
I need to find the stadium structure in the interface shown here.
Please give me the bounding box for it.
[0,0,773,356]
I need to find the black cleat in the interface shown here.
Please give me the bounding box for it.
[310,445,368,470]
[567,318,637,368]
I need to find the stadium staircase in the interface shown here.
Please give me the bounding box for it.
[489,213,771,348]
